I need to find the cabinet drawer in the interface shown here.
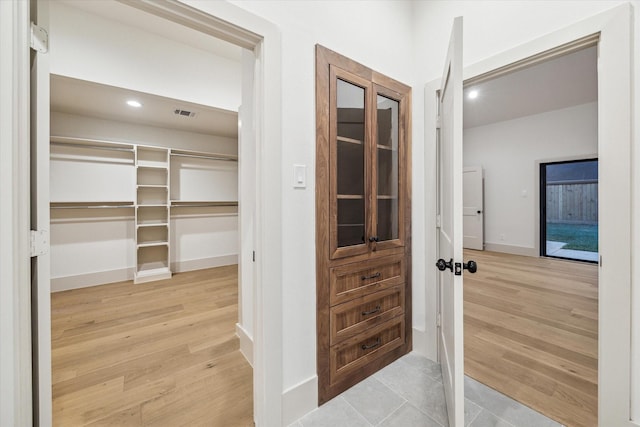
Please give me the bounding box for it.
[330,285,404,345]
[330,255,404,305]
[330,316,404,385]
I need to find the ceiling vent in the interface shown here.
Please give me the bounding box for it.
[174,108,196,118]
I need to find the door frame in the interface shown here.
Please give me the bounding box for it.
[425,4,632,425]
[15,1,284,426]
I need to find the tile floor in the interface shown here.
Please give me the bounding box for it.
[291,353,563,427]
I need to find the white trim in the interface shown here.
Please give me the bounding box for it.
[236,322,253,366]
[411,327,429,359]
[483,242,537,257]
[172,254,238,272]
[282,375,318,427]
[0,1,32,425]
[30,0,283,425]
[51,268,135,292]
[425,4,633,425]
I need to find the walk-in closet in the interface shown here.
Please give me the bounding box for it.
[47,1,254,424]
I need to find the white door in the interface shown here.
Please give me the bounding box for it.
[437,16,467,427]
[30,1,53,425]
[463,166,483,250]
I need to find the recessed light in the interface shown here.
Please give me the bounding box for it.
[468,90,479,100]
[126,100,142,108]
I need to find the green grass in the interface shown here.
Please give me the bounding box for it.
[546,222,598,252]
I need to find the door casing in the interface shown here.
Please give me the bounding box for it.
[426,4,633,425]
[26,1,284,426]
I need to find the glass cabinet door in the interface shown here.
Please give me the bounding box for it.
[330,67,372,258]
[375,94,400,243]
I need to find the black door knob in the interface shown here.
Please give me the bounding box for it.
[436,258,454,272]
[463,260,477,273]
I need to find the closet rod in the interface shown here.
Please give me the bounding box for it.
[171,203,238,207]
[170,152,237,162]
[50,204,135,209]
[51,141,134,153]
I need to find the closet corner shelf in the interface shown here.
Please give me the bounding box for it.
[136,164,169,170]
[137,241,169,249]
[136,223,168,228]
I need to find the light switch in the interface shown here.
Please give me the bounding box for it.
[293,164,306,188]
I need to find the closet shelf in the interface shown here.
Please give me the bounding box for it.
[136,164,168,170]
[137,241,169,248]
[51,136,135,152]
[170,149,238,162]
[136,223,168,228]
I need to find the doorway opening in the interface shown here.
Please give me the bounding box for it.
[540,158,598,262]
[29,1,283,425]
[462,42,599,426]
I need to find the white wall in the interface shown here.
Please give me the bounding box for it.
[49,1,241,111]
[464,102,598,254]
[223,2,417,421]
[49,112,239,291]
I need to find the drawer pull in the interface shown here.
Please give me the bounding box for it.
[361,305,381,316]
[361,338,381,350]
[361,272,381,281]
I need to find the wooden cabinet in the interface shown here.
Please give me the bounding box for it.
[316,45,412,404]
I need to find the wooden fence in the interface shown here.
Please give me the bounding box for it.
[546,181,598,224]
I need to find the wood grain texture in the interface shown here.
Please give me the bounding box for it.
[51,266,253,427]
[316,44,412,404]
[463,249,598,427]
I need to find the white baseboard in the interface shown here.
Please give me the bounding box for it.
[282,375,318,426]
[171,254,238,273]
[51,267,134,292]
[51,255,239,292]
[483,242,537,257]
[412,327,432,360]
[235,323,253,367]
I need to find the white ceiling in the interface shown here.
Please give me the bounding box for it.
[50,0,240,138]
[463,46,597,129]
[51,74,239,138]
[58,0,242,62]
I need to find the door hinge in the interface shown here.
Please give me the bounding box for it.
[252,251,256,262]
[599,255,602,267]
[30,230,49,257]
[436,215,442,228]
[30,22,49,53]
[436,116,442,129]
[436,313,442,327]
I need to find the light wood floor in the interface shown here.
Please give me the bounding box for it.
[51,265,253,427]
[464,249,598,427]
